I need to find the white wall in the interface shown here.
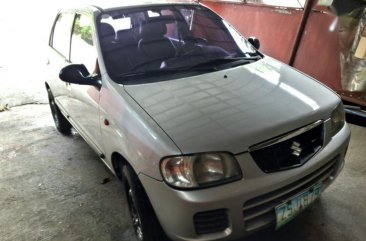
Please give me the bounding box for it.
[0,0,98,107]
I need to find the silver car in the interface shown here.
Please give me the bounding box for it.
[45,1,351,240]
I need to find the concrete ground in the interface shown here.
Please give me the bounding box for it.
[0,104,365,241]
[0,104,137,241]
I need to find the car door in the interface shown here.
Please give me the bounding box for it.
[47,11,75,112]
[67,13,104,154]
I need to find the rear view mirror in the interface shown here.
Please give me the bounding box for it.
[59,64,90,84]
[59,64,101,88]
[248,37,260,50]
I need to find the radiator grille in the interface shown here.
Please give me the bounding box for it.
[250,122,324,173]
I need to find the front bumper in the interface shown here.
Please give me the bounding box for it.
[139,123,350,241]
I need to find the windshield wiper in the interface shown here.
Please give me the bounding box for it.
[189,56,262,70]
[113,56,261,80]
[115,67,217,80]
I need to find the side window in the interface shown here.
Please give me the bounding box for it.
[52,12,74,58]
[160,9,178,39]
[70,14,97,74]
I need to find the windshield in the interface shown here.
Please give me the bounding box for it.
[97,4,260,83]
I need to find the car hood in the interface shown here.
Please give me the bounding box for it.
[123,57,340,154]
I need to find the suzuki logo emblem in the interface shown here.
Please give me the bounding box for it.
[290,141,302,157]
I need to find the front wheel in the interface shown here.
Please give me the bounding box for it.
[122,165,167,241]
[47,88,72,135]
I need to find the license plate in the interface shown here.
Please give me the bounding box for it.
[275,183,322,229]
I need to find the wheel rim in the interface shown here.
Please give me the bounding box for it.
[127,188,143,240]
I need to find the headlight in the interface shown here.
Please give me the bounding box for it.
[160,152,242,189]
[331,102,345,136]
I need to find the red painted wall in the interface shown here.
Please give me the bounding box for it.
[201,1,342,91]
[293,6,342,90]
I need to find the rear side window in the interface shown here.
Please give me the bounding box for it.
[51,12,74,58]
[70,14,97,74]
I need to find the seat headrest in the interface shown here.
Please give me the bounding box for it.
[116,29,137,45]
[140,21,167,40]
[99,23,115,38]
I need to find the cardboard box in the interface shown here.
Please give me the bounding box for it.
[355,36,366,59]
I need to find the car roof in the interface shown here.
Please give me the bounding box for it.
[99,0,198,9]
[70,0,200,13]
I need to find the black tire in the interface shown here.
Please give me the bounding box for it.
[47,88,72,135]
[122,165,167,241]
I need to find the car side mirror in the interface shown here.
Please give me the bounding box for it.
[248,37,260,50]
[59,64,101,88]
